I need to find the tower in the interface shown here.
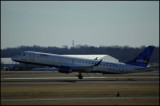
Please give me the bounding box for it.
[72,40,74,47]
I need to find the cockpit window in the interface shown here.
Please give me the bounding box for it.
[19,53,25,56]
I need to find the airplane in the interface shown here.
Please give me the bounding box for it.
[12,46,154,79]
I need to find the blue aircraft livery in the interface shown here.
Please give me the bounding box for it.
[125,46,154,67]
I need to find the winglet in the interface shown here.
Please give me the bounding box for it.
[94,59,102,66]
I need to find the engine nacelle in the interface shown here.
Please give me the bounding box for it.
[58,65,72,73]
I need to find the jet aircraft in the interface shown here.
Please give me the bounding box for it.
[12,46,154,79]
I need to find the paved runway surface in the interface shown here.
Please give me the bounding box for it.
[1,76,159,85]
[2,80,159,85]
[3,76,159,79]
[1,96,159,101]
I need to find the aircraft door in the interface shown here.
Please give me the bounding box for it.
[30,53,34,62]
[119,64,123,72]
[72,59,75,66]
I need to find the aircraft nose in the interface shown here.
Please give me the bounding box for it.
[12,56,17,61]
[11,57,15,61]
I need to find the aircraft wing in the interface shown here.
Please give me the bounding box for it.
[70,59,102,71]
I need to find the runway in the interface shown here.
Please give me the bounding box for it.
[3,76,107,80]
[2,80,159,85]
[3,76,159,80]
[1,75,159,85]
[1,96,159,102]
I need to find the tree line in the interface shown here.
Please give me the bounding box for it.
[1,45,159,63]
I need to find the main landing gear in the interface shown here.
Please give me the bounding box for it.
[78,73,83,79]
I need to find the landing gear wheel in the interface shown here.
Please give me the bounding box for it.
[78,74,83,79]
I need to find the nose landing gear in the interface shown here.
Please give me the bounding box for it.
[78,73,83,79]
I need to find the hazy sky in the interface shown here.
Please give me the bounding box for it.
[1,1,159,49]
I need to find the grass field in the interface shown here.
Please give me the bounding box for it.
[2,98,159,105]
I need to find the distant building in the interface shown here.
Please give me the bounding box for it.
[1,58,35,71]
[63,55,119,63]
[1,58,18,70]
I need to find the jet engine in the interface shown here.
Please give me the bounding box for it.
[58,65,72,73]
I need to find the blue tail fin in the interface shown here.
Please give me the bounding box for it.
[125,46,154,67]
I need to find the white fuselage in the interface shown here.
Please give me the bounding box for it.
[12,51,145,74]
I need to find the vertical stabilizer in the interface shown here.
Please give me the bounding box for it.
[125,46,154,67]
